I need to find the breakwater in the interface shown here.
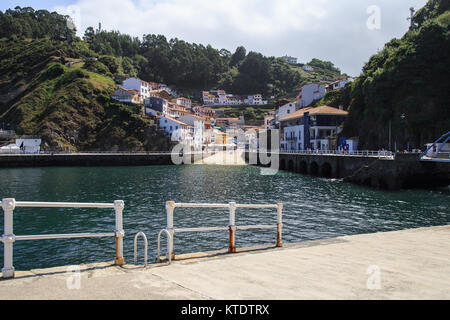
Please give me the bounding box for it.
[247,152,450,190]
[0,152,177,167]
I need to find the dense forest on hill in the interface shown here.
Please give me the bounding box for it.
[82,28,343,97]
[0,37,170,151]
[319,0,449,151]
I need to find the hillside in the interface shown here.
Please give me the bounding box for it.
[0,6,350,151]
[0,37,170,151]
[334,0,449,150]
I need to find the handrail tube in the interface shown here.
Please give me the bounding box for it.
[236,204,278,209]
[1,198,125,278]
[236,225,277,230]
[172,203,230,208]
[14,233,115,241]
[15,202,115,209]
[174,227,229,233]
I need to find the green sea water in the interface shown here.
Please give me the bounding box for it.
[0,165,448,271]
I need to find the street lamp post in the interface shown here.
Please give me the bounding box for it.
[388,120,392,151]
[400,113,408,151]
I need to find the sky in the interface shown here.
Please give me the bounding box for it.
[1,0,429,76]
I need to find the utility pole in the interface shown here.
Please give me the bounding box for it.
[407,7,415,30]
[388,120,392,151]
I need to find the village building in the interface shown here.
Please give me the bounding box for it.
[275,102,297,124]
[144,96,168,116]
[296,83,327,108]
[282,55,297,64]
[158,115,193,146]
[192,106,215,118]
[174,97,192,109]
[1,137,42,154]
[326,78,353,91]
[215,116,245,130]
[119,77,156,100]
[112,88,141,104]
[202,90,267,106]
[245,94,267,105]
[264,111,276,130]
[279,105,348,152]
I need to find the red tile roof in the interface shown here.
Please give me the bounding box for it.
[279,105,348,122]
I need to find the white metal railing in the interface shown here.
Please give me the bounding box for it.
[251,149,394,158]
[156,201,283,263]
[0,198,126,279]
[0,151,212,155]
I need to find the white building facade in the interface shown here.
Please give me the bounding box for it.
[158,116,193,146]
[279,106,348,152]
[119,77,154,100]
[297,83,327,108]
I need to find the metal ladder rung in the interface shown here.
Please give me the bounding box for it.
[134,232,148,267]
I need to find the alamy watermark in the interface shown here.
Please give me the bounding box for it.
[55,5,81,33]
[366,265,381,290]
[66,265,81,290]
[367,5,381,30]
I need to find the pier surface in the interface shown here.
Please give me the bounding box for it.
[0,225,449,300]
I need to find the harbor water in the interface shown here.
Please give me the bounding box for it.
[0,165,449,271]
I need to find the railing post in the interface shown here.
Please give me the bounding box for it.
[2,198,16,278]
[228,202,236,253]
[114,200,125,265]
[166,201,175,260]
[276,202,283,247]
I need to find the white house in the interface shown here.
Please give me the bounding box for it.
[297,83,326,108]
[279,105,348,152]
[202,90,266,106]
[167,103,190,119]
[174,97,192,109]
[119,77,154,100]
[326,78,353,91]
[302,65,314,71]
[10,138,42,154]
[193,106,215,118]
[112,88,141,104]
[202,91,216,105]
[282,55,297,64]
[158,115,193,146]
[275,102,297,124]
[264,111,275,130]
[245,94,267,105]
[144,96,168,116]
[179,114,207,149]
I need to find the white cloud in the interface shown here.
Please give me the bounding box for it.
[54,0,428,76]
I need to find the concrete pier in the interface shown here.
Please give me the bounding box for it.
[0,225,449,300]
[247,152,450,190]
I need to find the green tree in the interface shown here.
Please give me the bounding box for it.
[230,46,246,67]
